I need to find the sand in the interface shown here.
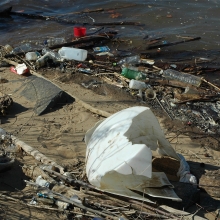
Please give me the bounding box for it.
[0,65,219,219]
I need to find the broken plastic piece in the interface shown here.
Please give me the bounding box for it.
[85,106,181,202]
[10,64,29,75]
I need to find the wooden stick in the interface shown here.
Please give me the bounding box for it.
[129,199,181,219]
[10,11,142,26]
[43,167,181,219]
[60,4,137,15]
[10,135,65,174]
[201,77,220,92]
[147,37,201,50]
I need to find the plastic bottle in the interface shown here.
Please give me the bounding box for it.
[4,44,13,53]
[117,55,140,66]
[10,43,32,54]
[55,200,69,209]
[44,38,66,47]
[35,175,50,188]
[35,52,52,68]
[25,52,41,61]
[163,69,202,87]
[129,79,148,90]
[42,48,62,61]
[121,67,147,80]
[58,47,87,61]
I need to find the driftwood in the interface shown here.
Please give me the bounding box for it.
[4,32,117,57]
[49,32,117,50]
[68,4,137,15]
[0,6,12,17]
[43,167,181,219]
[174,92,219,103]
[147,37,201,50]
[22,164,57,184]
[9,9,142,26]
[10,134,65,174]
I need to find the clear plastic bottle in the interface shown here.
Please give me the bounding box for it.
[10,43,32,54]
[163,69,202,87]
[4,44,13,53]
[35,52,52,68]
[35,175,50,188]
[121,67,147,80]
[42,48,62,61]
[117,55,141,66]
[25,52,41,61]
[44,38,66,47]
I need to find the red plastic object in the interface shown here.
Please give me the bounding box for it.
[10,66,17,74]
[10,66,29,75]
[74,27,86,37]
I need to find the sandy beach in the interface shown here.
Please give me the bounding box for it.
[0,63,219,219]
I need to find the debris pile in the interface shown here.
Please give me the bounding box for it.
[1,6,220,219]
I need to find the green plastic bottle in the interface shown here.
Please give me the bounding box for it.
[121,68,147,80]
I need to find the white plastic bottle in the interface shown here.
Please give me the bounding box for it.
[58,47,87,61]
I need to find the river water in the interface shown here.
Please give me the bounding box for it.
[1,0,220,50]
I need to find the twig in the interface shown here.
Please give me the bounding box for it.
[129,199,181,219]
[147,37,201,50]
[10,134,65,173]
[201,77,220,92]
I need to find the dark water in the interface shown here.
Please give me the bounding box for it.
[1,0,220,51]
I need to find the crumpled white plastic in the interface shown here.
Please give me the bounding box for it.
[85,106,182,202]
[85,106,180,187]
[177,153,197,185]
[15,63,29,75]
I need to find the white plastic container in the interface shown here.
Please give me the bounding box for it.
[25,52,40,61]
[58,47,87,61]
[85,106,180,188]
[129,79,148,90]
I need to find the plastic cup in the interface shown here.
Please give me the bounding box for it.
[74,27,86,37]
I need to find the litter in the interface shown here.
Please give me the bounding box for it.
[10,63,29,75]
[93,46,110,52]
[85,106,197,203]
